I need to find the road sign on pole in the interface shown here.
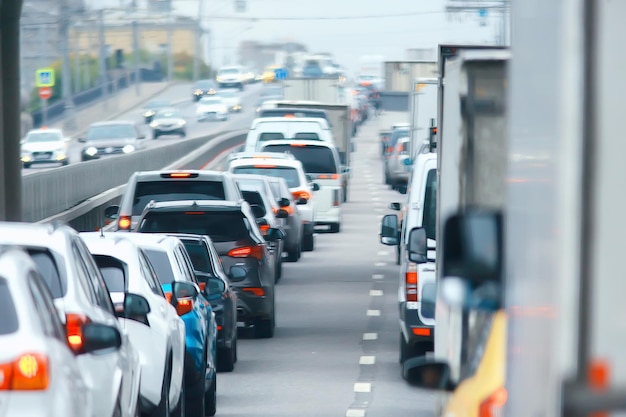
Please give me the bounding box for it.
[35,67,55,87]
[274,68,287,80]
[39,86,53,100]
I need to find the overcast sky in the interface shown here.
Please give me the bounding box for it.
[173,0,504,71]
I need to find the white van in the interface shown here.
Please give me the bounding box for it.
[244,117,334,153]
[260,140,343,233]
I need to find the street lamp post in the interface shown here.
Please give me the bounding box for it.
[60,0,77,130]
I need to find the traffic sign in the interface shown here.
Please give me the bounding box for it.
[39,87,53,100]
[274,68,287,80]
[36,68,55,87]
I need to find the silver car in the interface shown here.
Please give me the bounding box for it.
[79,121,146,161]
[215,89,242,112]
[20,128,70,168]
[150,108,187,139]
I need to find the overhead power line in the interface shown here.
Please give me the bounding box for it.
[203,10,445,21]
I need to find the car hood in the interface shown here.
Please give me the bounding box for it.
[21,141,66,152]
[197,104,227,112]
[84,138,140,147]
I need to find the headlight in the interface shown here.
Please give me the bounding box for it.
[149,121,158,128]
[144,110,155,117]
[85,147,97,156]
[176,120,186,126]
[216,77,224,82]
[122,145,135,154]
[21,156,32,162]
[194,90,203,95]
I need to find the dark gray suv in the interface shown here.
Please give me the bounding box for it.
[135,200,284,338]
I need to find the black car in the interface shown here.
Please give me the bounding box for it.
[169,233,238,372]
[135,200,284,338]
[193,79,218,102]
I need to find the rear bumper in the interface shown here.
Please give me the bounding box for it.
[399,302,434,346]
[314,207,341,224]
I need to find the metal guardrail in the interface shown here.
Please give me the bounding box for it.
[25,130,246,223]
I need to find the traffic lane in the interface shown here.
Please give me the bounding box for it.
[216,120,435,417]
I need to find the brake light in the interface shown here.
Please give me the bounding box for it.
[412,328,431,336]
[259,224,270,235]
[0,353,49,391]
[184,212,206,215]
[118,215,131,230]
[242,287,265,296]
[333,190,340,207]
[176,298,194,316]
[406,263,419,302]
[65,313,90,354]
[479,387,508,417]
[161,172,199,178]
[254,164,277,168]
[290,143,306,147]
[164,292,173,304]
[292,190,311,201]
[217,325,223,331]
[273,206,293,215]
[228,245,264,261]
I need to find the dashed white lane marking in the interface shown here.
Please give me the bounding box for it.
[374,262,386,267]
[372,274,384,280]
[346,410,366,417]
[363,332,378,340]
[371,197,381,201]
[370,290,384,296]
[354,382,372,393]
[377,251,388,256]
[374,208,384,212]
[360,356,376,365]
[367,309,381,317]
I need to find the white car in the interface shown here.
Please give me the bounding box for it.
[228,152,319,251]
[243,117,334,153]
[0,247,98,417]
[214,89,242,112]
[21,128,70,168]
[0,222,142,417]
[216,66,245,90]
[196,97,229,122]
[81,232,187,417]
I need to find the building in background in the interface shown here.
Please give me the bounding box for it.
[238,41,307,73]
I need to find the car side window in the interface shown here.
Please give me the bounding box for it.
[71,242,98,304]
[28,271,65,341]
[138,250,164,297]
[176,245,198,284]
[74,239,116,315]
[207,241,228,279]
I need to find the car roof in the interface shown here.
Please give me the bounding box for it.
[132,170,228,181]
[166,232,213,244]
[109,232,182,251]
[232,173,273,184]
[27,128,63,134]
[143,200,244,211]
[0,222,75,249]
[260,139,338,150]
[80,232,142,260]
[229,155,305,169]
[250,117,329,127]
[89,120,136,127]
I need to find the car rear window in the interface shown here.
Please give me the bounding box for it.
[26,249,66,299]
[139,211,250,243]
[259,132,285,142]
[294,132,320,140]
[133,180,226,215]
[181,240,213,274]
[262,144,338,174]
[143,249,176,285]
[0,279,18,334]
[92,255,127,292]
[232,166,300,188]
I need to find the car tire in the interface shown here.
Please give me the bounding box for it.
[329,223,341,233]
[233,336,238,363]
[275,258,282,283]
[62,160,69,166]
[22,162,31,169]
[343,185,348,203]
[152,357,171,417]
[205,373,216,416]
[399,332,413,364]
[153,131,159,139]
[302,232,314,252]
[286,243,300,262]
[185,358,205,417]
[255,317,274,338]
[217,346,235,372]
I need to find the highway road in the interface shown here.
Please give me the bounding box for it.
[22,82,266,175]
[210,121,436,417]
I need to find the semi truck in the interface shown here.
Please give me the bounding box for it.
[281,78,342,104]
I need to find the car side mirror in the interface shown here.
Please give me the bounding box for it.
[388,202,402,211]
[379,214,399,246]
[296,197,308,205]
[250,204,266,218]
[120,293,151,324]
[403,158,413,166]
[278,197,290,208]
[78,137,86,143]
[311,183,321,192]
[82,323,122,354]
[407,227,428,264]
[402,357,455,392]
[104,205,119,220]
[228,266,247,282]
[275,209,289,219]
[171,281,199,316]
[265,227,285,242]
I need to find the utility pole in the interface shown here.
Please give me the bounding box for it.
[131,0,141,95]
[167,15,174,81]
[73,31,81,94]
[98,9,108,110]
[60,0,76,130]
[193,0,204,81]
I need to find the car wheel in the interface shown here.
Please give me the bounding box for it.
[286,244,299,262]
[180,130,186,138]
[217,345,235,372]
[233,336,238,363]
[275,258,282,283]
[329,223,341,233]
[204,373,216,416]
[343,185,348,203]
[185,358,205,417]
[152,358,171,417]
[153,131,159,139]
[62,160,69,166]
[255,317,274,338]
[302,232,314,252]
[22,162,31,169]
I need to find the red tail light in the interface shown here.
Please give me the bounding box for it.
[292,190,311,201]
[273,206,293,215]
[479,387,508,417]
[242,287,265,296]
[0,353,49,391]
[118,215,131,230]
[259,224,270,235]
[333,190,340,207]
[406,263,418,302]
[65,313,90,354]
[176,298,194,316]
[228,245,264,261]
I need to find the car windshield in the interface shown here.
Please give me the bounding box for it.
[196,81,215,90]
[139,211,250,243]
[132,180,226,216]
[143,249,176,285]
[87,124,136,140]
[241,190,266,210]
[216,91,237,98]
[219,68,240,75]
[0,279,18,335]
[422,169,437,240]
[154,110,181,119]
[25,132,62,142]
[199,98,222,105]
[26,248,67,299]
[389,129,409,148]
[232,166,301,188]
[145,100,170,109]
[262,145,338,174]
[181,240,213,274]
[92,255,126,293]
